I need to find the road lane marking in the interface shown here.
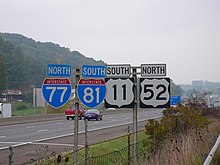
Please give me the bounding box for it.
[0,136,6,139]
[32,142,84,147]
[56,122,63,125]
[38,129,48,132]
[26,126,35,129]
[0,142,32,150]
[0,142,22,144]
[111,119,116,122]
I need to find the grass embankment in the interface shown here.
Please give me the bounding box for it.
[32,105,220,165]
[11,101,69,116]
[143,106,220,165]
[33,130,151,165]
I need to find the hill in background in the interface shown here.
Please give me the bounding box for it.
[0,33,105,92]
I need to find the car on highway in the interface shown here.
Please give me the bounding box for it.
[84,109,102,121]
[64,105,85,120]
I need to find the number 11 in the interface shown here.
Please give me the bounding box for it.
[112,84,126,100]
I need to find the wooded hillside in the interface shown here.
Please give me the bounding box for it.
[0,33,105,92]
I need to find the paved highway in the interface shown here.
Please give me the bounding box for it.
[0,109,163,164]
[0,109,162,150]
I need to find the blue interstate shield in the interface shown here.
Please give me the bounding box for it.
[77,79,106,108]
[42,78,72,108]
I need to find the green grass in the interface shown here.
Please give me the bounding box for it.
[11,102,45,116]
[11,101,69,116]
[33,130,151,165]
[12,106,45,116]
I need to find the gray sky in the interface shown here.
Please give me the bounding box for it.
[1,0,220,84]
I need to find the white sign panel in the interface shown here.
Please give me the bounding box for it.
[140,78,170,108]
[105,78,134,108]
[36,88,45,106]
[106,64,131,78]
[141,64,166,77]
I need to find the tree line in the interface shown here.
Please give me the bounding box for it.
[0,33,105,93]
[0,33,182,101]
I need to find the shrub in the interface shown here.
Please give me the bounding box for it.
[145,105,211,151]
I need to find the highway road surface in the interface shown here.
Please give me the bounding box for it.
[0,108,163,165]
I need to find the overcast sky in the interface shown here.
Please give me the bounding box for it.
[1,0,220,84]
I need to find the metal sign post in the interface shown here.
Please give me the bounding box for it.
[132,67,138,164]
[74,68,80,164]
[85,119,89,165]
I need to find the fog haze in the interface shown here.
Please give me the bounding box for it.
[1,0,220,84]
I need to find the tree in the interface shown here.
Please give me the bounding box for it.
[171,79,183,96]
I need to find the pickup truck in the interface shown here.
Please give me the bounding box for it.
[64,105,85,120]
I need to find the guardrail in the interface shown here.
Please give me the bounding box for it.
[203,134,220,165]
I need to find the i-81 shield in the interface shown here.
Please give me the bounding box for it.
[140,78,170,108]
[77,79,106,108]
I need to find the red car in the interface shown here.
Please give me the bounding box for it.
[64,105,85,120]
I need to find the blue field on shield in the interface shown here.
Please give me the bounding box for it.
[77,84,106,108]
[42,84,71,108]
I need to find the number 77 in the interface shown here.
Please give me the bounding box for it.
[46,87,67,102]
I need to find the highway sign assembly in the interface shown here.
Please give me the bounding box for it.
[139,78,170,108]
[77,79,106,108]
[42,78,72,108]
[105,78,134,108]
[47,64,72,77]
[82,65,106,78]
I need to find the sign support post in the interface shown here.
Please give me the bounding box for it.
[74,68,80,164]
[132,67,138,164]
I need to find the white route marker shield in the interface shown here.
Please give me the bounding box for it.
[140,78,170,108]
[105,78,134,108]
